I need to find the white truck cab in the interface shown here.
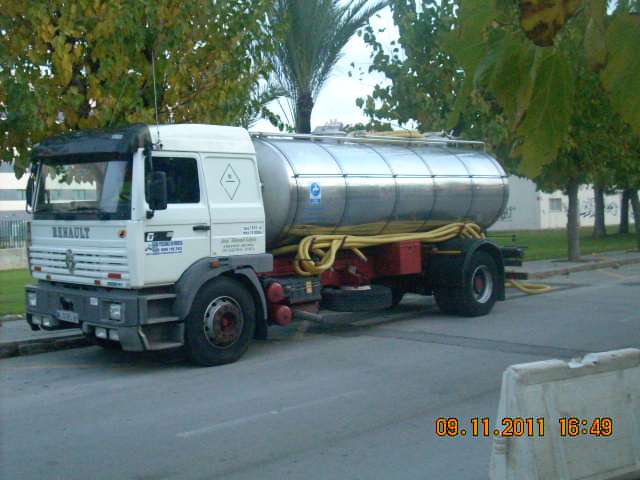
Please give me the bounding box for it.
[26,124,273,364]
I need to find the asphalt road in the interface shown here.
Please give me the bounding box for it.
[1,265,639,480]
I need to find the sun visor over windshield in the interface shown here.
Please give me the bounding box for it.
[32,124,152,159]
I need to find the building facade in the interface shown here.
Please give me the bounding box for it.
[492,176,634,231]
[0,162,29,220]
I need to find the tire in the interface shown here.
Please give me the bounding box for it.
[389,285,405,308]
[433,288,459,315]
[184,277,256,366]
[94,338,121,350]
[435,251,499,317]
[321,285,392,312]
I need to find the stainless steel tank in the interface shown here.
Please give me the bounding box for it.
[252,136,508,248]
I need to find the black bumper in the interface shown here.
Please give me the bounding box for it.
[25,282,183,351]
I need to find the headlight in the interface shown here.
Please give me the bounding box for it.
[28,292,37,307]
[108,303,122,321]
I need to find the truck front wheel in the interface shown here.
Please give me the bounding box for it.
[185,277,256,366]
[434,251,498,317]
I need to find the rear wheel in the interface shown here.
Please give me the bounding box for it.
[185,277,256,366]
[389,285,405,308]
[434,251,498,317]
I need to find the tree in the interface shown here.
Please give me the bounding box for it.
[268,0,388,133]
[0,0,275,174]
[356,0,510,164]
[439,0,640,259]
[442,0,640,178]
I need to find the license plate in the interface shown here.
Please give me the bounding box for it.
[56,309,79,324]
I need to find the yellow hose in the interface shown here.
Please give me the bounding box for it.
[273,222,551,295]
[505,279,553,294]
[273,222,484,276]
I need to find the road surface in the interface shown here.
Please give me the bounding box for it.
[1,265,639,479]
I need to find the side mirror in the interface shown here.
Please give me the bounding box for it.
[26,175,34,212]
[148,171,168,211]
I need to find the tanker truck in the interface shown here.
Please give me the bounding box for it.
[24,124,519,366]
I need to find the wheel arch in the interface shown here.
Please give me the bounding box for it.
[428,238,505,301]
[174,258,269,334]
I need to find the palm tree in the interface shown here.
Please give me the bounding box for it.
[270,0,388,133]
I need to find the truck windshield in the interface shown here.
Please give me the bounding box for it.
[33,157,132,220]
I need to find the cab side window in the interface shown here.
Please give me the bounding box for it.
[148,157,200,204]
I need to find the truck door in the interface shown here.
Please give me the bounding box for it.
[143,153,211,285]
[201,154,266,257]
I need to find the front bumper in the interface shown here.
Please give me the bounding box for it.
[25,282,183,351]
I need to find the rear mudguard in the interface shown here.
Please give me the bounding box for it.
[427,238,505,301]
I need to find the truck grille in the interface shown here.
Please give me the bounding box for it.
[29,246,130,287]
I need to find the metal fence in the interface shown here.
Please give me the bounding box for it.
[0,219,28,249]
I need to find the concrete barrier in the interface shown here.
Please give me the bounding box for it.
[0,247,28,271]
[490,348,640,480]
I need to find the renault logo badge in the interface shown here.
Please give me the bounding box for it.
[65,249,76,273]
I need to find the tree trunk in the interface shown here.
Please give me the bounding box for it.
[619,189,630,234]
[295,93,314,134]
[630,190,640,250]
[592,185,607,239]
[567,180,581,261]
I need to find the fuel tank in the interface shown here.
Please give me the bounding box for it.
[252,136,508,248]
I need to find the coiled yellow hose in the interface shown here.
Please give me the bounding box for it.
[273,222,551,295]
[273,222,484,276]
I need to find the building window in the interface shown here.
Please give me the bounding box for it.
[0,189,26,201]
[549,198,563,212]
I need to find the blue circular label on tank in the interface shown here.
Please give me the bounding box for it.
[310,182,321,204]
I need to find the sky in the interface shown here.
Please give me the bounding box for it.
[252,6,399,133]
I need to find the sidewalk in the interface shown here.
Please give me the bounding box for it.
[1,249,639,358]
[509,249,640,279]
[0,319,87,359]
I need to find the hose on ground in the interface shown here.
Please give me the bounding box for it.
[505,279,553,294]
[272,222,551,295]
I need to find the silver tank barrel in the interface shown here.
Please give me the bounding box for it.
[252,137,508,248]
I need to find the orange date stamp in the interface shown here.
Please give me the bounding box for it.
[435,417,614,438]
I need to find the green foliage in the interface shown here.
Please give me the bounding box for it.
[515,49,575,175]
[269,0,388,133]
[600,14,640,134]
[0,0,275,174]
[442,0,640,178]
[358,1,461,131]
[535,66,640,194]
[358,1,510,165]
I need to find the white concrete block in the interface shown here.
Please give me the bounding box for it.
[490,348,640,480]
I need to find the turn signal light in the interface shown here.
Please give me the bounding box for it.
[33,265,42,272]
[107,272,122,280]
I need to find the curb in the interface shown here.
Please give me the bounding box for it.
[0,314,24,323]
[524,256,640,280]
[0,334,91,359]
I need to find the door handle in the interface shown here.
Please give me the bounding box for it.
[193,224,210,232]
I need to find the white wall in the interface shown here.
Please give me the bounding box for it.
[538,187,626,229]
[491,175,635,231]
[0,171,28,212]
[492,176,541,231]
